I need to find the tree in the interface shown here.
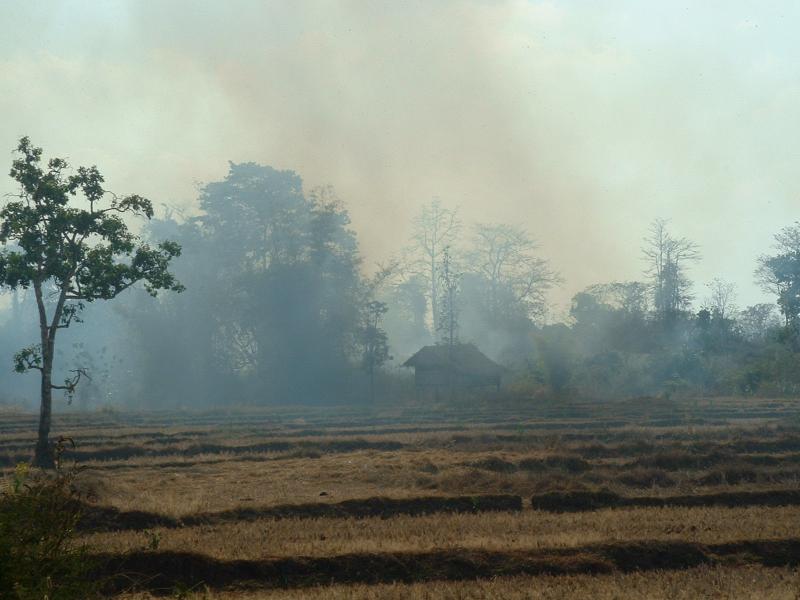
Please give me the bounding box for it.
[467,223,559,323]
[382,273,430,357]
[196,163,364,402]
[642,218,700,322]
[115,213,231,408]
[704,278,737,320]
[738,303,780,342]
[408,199,461,333]
[756,222,800,328]
[359,300,391,402]
[437,246,461,347]
[0,138,183,467]
[570,281,651,355]
[695,278,741,351]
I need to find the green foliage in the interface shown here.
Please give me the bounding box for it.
[142,529,161,551]
[187,163,364,402]
[531,324,577,396]
[0,137,183,302]
[0,137,183,464]
[756,222,800,327]
[12,345,41,374]
[360,301,391,373]
[0,447,98,599]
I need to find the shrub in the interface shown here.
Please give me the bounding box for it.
[0,442,98,599]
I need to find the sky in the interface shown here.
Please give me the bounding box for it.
[1,1,799,316]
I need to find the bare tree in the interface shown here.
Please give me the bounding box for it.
[468,223,560,323]
[408,199,461,332]
[437,246,461,348]
[642,218,700,321]
[704,278,737,320]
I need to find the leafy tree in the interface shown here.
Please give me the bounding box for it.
[196,163,363,402]
[0,138,183,467]
[570,282,651,355]
[587,281,650,317]
[531,324,576,396]
[756,222,800,329]
[359,300,391,402]
[118,213,237,408]
[695,280,741,353]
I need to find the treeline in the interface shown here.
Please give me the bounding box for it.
[530,219,800,399]
[0,161,798,407]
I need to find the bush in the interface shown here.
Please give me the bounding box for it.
[0,443,98,599]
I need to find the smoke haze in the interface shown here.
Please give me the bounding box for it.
[2,1,800,308]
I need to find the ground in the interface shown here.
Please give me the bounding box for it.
[1,396,799,598]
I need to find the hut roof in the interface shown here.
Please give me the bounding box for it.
[402,343,504,378]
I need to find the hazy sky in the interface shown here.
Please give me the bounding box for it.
[2,1,799,315]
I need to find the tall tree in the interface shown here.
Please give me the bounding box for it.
[467,223,559,323]
[381,273,431,358]
[197,163,364,402]
[0,138,183,466]
[642,218,700,322]
[118,213,229,407]
[704,278,737,320]
[437,246,461,347]
[408,199,461,333]
[570,281,651,355]
[756,222,800,328]
[585,281,650,317]
[359,300,391,402]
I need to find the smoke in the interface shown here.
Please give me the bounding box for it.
[1,1,799,309]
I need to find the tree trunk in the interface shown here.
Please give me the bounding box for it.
[369,366,375,403]
[32,280,61,469]
[33,343,55,468]
[430,254,438,334]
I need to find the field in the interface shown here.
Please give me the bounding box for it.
[2,396,800,598]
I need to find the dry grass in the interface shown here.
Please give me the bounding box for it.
[70,442,800,517]
[82,504,800,559]
[118,565,800,599]
[75,451,445,515]
[3,397,800,596]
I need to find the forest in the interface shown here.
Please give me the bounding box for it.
[2,155,799,410]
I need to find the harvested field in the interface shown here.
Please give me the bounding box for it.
[84,505,800,558]
[2,396,800,597]
[119,566,800,599]
[94,539,800,593]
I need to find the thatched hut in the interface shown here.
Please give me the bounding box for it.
[403,343,503,398]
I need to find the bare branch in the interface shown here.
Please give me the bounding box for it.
[51,368,91,404]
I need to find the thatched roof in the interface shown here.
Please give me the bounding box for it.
[402,343,504,378]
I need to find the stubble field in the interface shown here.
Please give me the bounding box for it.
[2,396,800,598]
